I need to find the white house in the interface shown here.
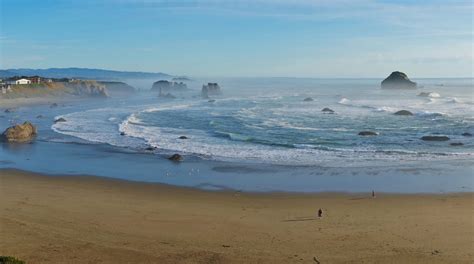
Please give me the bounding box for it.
[15,78,32,85]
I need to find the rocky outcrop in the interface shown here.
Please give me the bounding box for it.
[394,110,413,116]
[99,81,135,96]
[421,135,449,141]
[381,71,417,89]
[450,142,463,146]
[179,136,188,139]
[462,132,472,137]
[54,117,67,123]
[151,80,187,97]
[358,131,378,136]
[322,108,335,114]
[1,121,37,142]
[67,80,108,97]
[303,97,314,102]
[201,83,222,98]
[168,154,183,161]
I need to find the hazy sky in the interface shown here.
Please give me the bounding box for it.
[1,0,472,78]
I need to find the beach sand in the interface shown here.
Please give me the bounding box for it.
[0,97,80,109]
[0,169,472,263]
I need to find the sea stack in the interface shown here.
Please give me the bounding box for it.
[151,80,187,97]
[201,83,222,98]
[381,71,417,89]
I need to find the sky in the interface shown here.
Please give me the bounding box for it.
[0,0,473,78]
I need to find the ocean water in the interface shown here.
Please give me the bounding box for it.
[1,78,473,192]
[53,78,474,166]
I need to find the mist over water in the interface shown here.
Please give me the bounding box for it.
[51,78,474,166]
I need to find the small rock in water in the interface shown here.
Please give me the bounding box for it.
[50,103,59,108]
[120,132,126,136]
[303,97,314,102]
[179,136,188,139]
[54,117,67,123]
[461,132,472,137]
[36,115,44,119]
[208,99,216,103]
[358,131,378,136]
[145,146,156,151]
[421,135,449,141]
[321,107,335,113]
[450,142,463,146]
[394,110,413,116]
[168,154,183,162]
[4,108,15,113]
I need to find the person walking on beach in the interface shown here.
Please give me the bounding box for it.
[317,208,323,218]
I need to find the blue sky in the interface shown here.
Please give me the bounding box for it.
[0,0,472,77]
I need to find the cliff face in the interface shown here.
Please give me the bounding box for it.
[381,71,417,89]
[99,81,135,96]
[67,80,108,97]
[0,80,109,99]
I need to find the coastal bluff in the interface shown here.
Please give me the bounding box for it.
[0,80,109,99]
[381,71,417,89]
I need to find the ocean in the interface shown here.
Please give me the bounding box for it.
[1,78,473,192]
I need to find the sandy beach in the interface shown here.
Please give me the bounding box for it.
[0,169,472,263]
[0,97,83,109]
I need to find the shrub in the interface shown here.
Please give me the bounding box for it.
[0,256,25,264]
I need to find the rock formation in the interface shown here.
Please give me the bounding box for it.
[394,110,413,116]
[303,97,314,102]
[151,80,187,97]
[201,83,222,98]
[358,131,378,136]
[67,80,109,97]
[322,108,335,114]
[1,121,37,142]
[381,71,417,89]
[168,154,183,161]
[54,117,67,123]
[99,81,136,96]
[421,135,449,141]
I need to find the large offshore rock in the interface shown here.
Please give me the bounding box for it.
[1,121,37,143]
[201,83,222,98]
[151,80,187,97]
[381,71,417,89]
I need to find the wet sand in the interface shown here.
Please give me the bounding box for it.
[0,169,472,263]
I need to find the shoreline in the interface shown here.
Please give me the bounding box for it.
[1,169,473,263]
[1,167,471,196]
